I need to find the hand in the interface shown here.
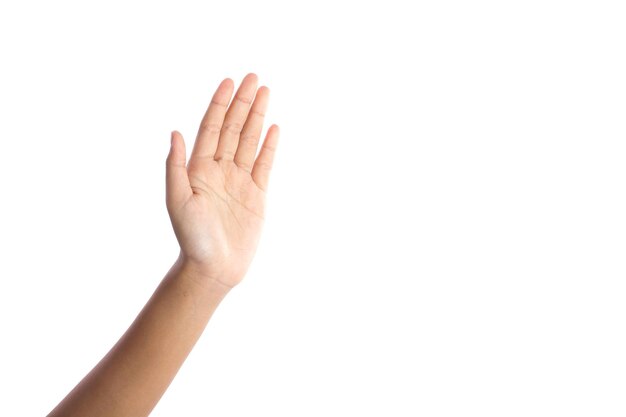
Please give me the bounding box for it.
[165,73,280,289]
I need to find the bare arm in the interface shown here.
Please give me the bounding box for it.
[47,73,280,417]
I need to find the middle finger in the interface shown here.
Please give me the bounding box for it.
[213,72,259,161]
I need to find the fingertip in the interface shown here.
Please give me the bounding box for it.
[222,78,235,89]
[170,130,187,154]
[171,130,181,149]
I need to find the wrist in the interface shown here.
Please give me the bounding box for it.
[172,252,235,296]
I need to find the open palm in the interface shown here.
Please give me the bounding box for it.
[166,73,279,288]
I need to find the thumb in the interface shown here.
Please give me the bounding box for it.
[166,130,192,209]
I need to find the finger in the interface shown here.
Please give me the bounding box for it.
[189,78,234,161]
[166,130,192,209]
[251,124,280,192]
[234,86,270,173]
[214,72,258,162]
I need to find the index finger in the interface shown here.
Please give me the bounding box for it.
[189,78,235,161]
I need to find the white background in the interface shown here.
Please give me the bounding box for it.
[1,1,625,416]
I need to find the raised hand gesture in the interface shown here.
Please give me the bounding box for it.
[166,73,280,288]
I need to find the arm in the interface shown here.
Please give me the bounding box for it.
[47,72,280,417]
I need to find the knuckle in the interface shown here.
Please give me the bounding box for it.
[166,158,186,168]
[199,122,222,135]
[236,160,253,172]
[216,148,236,160]
[255,161,272,171]
[210,98,228,108]
[223,121,244,134]
[239,133,259,146]
[235,94,253,105]
[249,108,266,118]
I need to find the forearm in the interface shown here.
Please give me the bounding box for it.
[47,253,232,417]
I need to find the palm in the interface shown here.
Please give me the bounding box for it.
[166,74,279,288]
[182,160,266,282]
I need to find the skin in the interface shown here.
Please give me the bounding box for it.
[47,72,280,417]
